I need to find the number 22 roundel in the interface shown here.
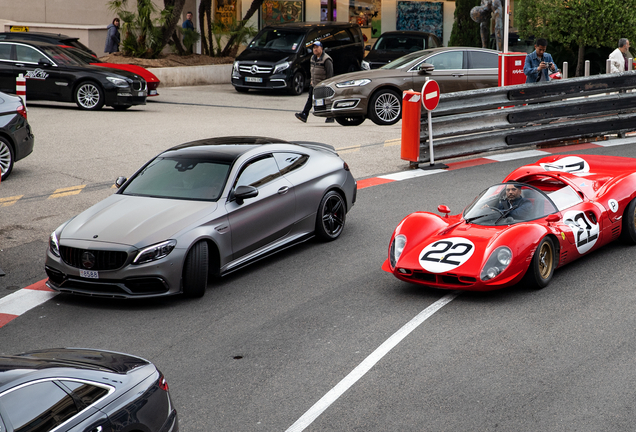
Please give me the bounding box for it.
[563,210,599,254]
[419,237,475,273]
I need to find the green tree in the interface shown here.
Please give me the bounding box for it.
[449,0,482,47]
[515,0,636,76]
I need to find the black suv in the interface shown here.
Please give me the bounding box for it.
[232,22,364,95]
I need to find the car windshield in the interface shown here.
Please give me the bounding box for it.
[62,46,100,64]
[463,183,558,226]
[122,157,231,201]
[374,35,426,52]
[39,46,84,66]
[248,29,305,52]
[380,49,434,69]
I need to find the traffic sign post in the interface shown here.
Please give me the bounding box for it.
[422,78,443,168]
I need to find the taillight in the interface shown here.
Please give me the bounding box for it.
[343,162,350,171]
[158,373,169,391]
[17,105,27,120]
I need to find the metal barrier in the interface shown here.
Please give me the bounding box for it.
[417,72,636,163]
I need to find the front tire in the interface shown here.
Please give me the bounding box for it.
[75,81,104,110]
[621,197,636,244]
[315,191,346,241]
[183,241,209,298]
[288,71,305,95]
[0,137,15,181]
[335,116,366,126]
[522,236,556,289]
[368,89,401,125]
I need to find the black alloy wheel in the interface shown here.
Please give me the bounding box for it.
[289,71,305,95]
[316,191,346,241]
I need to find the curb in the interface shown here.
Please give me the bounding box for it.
[148,64,232,87]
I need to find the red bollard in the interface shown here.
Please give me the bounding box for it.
[401,90,421,163]
[16,73,26,106]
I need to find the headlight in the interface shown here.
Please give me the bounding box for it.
[389,234,407,268]
[106,76,129,88]
[233,61,239,72]
[273,61,290,74]
[49,231,60,257]
[361,60,370,70]
[133,240,177,265]
[480,246,512,281]
[336,79,371,88]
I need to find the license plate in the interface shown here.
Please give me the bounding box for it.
[138,91,146,97]
[79,269,99,279]
[149,90,157,95]
[245,77,262,83]
[315,99,324,107]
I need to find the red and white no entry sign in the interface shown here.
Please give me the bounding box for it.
[421,79,440,111]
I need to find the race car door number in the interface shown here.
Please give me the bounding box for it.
[79,270,99,279]
[315,99,324,106]
[245,77,262,83]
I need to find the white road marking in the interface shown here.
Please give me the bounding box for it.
[379,169,446,181]
[285,292,459,432]
[0,289,57,316]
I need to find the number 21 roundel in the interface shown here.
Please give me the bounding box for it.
[419,237,475,273]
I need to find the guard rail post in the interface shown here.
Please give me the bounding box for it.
[16,73,26,107]
[629,58,634,71]
[585,60,591,77]
[562,62,568,79]
[401,89,421,168]
[606,59,612,74]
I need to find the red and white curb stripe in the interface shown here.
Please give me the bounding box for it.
[0,280,56,328]
[1,137,634,329]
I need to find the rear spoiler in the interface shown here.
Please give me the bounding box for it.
[292,140,337,155]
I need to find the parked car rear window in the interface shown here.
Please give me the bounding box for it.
[375,35,425,52]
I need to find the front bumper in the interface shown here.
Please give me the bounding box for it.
[312,85,367,118]
[44,246,187,299]
[231,73,289,90]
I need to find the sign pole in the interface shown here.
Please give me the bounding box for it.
[427,79,435,166]
[503,0,510,54]
[421,78,447,170]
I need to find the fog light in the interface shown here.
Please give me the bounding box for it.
[334,100,357,108]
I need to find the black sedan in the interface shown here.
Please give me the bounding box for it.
[0,90,34,181]
[0,348,178,432]
[0,31,97,57]
[361,31,442,70]
[0,40,147,110]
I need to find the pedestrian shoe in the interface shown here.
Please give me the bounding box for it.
[325,117,335,123]
[295,113,307,123]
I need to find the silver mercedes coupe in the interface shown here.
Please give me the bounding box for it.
[44,136,357,298]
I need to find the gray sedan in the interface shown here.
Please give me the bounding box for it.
[313,47,499,126]
[44,137,357,298]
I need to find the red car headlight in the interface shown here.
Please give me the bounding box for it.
[480,246,512,281]
[389,235,407,268]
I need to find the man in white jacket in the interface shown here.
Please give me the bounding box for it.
[609,38,631,73]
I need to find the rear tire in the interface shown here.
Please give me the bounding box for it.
[183,241,209,298]
[368,89,401,125]
[315,191,346,241]
[0,137,14,181]
[621,197,636,244]
[522,236,556,290]
[335,116,365,126]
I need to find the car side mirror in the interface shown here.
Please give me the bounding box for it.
[234,185,258,205]
[365,45,371,51]
[38,59,52,67]
[417,63,434,74]
[438,204,451,218]
[545,214,560,223]
[115,176,127,188]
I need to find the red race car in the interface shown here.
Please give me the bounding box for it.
[382,155,636,291]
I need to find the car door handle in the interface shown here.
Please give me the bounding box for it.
[15,63,25,67]
[452,73,465,77]
[278,186,290,194]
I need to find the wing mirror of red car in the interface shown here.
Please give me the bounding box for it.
[545,214,560,223]
[438,205,450,218]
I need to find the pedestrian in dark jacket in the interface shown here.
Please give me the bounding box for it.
[295,41,335,123]
[104,18,121,54]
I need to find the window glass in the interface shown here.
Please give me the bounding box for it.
[382,49,435,70]
[1,381,79,432]
[249,29,304,52]
[235,156,281,188]
[428,35,440,48]
[332,29,353,46]
[424,51,464,70]
[15,45,43,63]
[467,51,497,69]
[273,153,308,175]
[0,44,11,61]
[547,186,583,211]
[60,380,109,407]
[122,157,231,201]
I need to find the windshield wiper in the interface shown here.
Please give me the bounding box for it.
[464,214,491,224]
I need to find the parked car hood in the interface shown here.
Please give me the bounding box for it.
[92,63,159,83]
[61,194,219,247]
[236,49,293,64]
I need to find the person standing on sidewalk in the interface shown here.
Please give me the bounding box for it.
[609,38,631,73]
[295,41,335,123]
[104,18,121,54]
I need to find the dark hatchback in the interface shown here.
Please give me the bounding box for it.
[0,32,97,57]
[0,348,178,432]
[0,90,34,181]
[0,40,147,110]
[361,31,442,70]
[232,22,364,95]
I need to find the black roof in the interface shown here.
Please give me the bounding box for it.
[261,21,360,31]
[0,31,79,42]
[162,136,293,163]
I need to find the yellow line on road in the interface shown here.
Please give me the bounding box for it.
[339,145,360,154]
[48,185,86,199]
[0,195,23,207]
[384,138,402,147]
